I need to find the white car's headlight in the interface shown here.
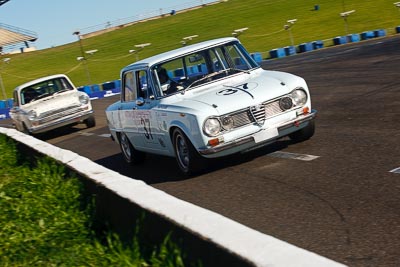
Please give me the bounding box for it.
[291,88,307,106]
[79,94,89,105]
[203,117,221,137]
[221,116,234,131]
[28,110,37,121]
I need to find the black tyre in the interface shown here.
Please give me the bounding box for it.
[16,122,30,135]
[173,128,206,175]
[289,120,315,143]
[119,132,145,164]
[85,115,96,128]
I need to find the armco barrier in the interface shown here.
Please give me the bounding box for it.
[0,127,348,267]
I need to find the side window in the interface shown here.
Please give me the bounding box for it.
[136,70,148,99]
[123,71,136,102]
[13,91,19,106]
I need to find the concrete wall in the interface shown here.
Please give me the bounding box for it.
[0,127,347,267]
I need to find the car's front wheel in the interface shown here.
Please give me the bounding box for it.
[119,132,145,164]
[15,122,30,135]
[85,116,96,128]
[289,120,315,143]
[172,128,206,175]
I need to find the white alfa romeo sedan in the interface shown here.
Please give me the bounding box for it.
[106,37,316,175]
[10,74,95,134]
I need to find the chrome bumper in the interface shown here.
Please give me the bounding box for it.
[199,109,317,156]
[29,110,94,134]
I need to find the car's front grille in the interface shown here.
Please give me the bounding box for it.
[37,104,85,124]
[250,104,266,125]
[230,99,287,129]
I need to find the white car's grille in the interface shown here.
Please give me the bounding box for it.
[231,99,286,129]
[37,104,84,124]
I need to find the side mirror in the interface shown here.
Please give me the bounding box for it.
[136,97,145,106]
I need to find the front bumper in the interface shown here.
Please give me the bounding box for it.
[199,109,317,156]
[28,110,94,134]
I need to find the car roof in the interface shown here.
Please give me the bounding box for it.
[122,37,239,71]
[13,74,70,92]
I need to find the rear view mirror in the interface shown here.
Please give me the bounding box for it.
[188,54,203,63]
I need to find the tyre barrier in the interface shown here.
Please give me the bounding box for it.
[284,46,297,56]
[333,36,347,45]
[267,27,392,59]
[361,31,375,40]
[298,42,314,53]
[250,52,263,63]
[269,47,286,59]
[397,26,400,33]
[0,108,9,119]
[347,34,360,43]
[0,127,348,267]
[312,40,324,49]
[374,29,386,37]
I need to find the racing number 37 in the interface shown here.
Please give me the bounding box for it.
[141,117,153,139]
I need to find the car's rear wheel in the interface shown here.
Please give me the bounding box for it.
[119,132,145,164]
[172,128,205,175]
[289,120,315,143]
[85,116,96,128]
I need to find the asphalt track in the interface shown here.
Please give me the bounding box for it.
[2,35,400,267]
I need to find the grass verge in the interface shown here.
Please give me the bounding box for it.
[0,134,199,267]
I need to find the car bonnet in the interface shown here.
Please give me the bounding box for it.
[178,72,297,115]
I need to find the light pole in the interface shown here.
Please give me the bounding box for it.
[129,49,138,61]
[0,57,10,101]
[284,19,297,47]
[181,35,199,46]
[73,31,97,85]
[394,2,400,17]
[340,10,355,35]
[130,43,151,61]
[232,27,248,38]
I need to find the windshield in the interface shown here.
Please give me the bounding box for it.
[152,41,259,97]
[21,77,73,105]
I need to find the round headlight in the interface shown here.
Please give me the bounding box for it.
[203,118,221,137]
[79,94,89,105]
[221,116,234,131]
[28,110,37,120]
[291,89,307,106]
[279,96,293,111]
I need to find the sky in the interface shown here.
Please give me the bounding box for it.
[0,0,210,50]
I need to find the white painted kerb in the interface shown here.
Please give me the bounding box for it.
[0,127,347,267]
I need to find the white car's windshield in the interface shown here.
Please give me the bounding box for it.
[152,41,259,97]
[21,77,73,105]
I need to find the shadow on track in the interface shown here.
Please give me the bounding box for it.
[94,138,293,185]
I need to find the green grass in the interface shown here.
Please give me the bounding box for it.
[0,134,199,267]
[2,0,399,97]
